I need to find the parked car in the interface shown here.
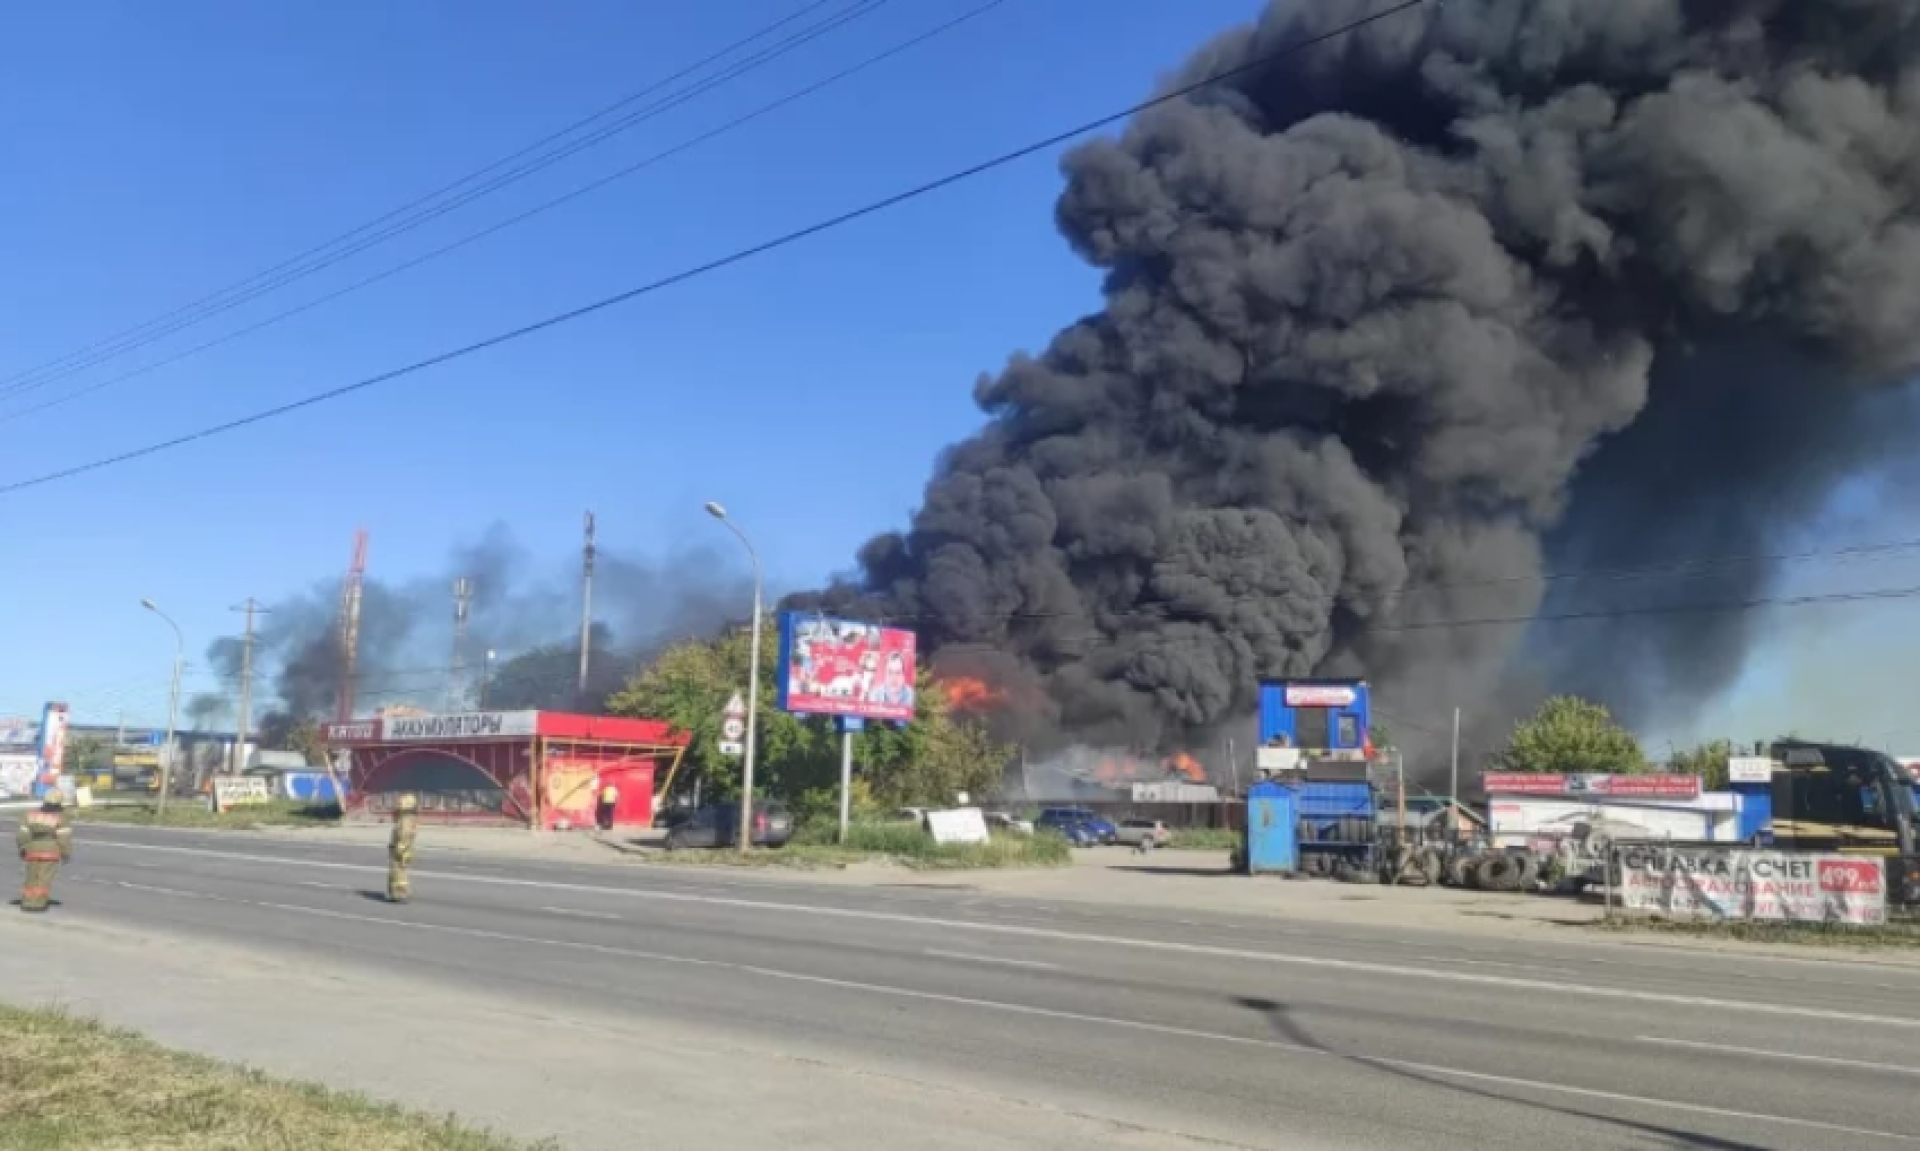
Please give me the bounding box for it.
[1053,820,1101,847]
[663,800,795,849]
[1037,807,1118,844]
[1115,818,1171,848]
[984,811,1034,835]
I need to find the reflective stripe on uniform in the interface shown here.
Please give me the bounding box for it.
[22,851,61,863]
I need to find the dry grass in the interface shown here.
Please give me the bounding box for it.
[0,1004,543,1151]
[1596,915,1920,949]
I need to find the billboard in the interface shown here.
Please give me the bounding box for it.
[1618,847,1886,925]
[1482,772,1701,799]
[34,702,69,799]
[777,613,917,722]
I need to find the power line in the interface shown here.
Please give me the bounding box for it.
[0,0,886,402]
[0,0,1010,427]
[0,0,1429,496]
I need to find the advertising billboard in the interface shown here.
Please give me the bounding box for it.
[1482,772,1701,800]
[777,613,917,722]
[1618,847,1886,926]
[33,702,69,799]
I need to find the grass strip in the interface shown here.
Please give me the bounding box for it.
[0,1004,544,1151]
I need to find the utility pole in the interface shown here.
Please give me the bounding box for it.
[578,511,595,698]
[449,578,473,710]
[1449,706,1462,837]
[232,598,269,774]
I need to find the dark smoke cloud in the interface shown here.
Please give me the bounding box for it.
[194,525,751,727]
[794,0,1920,767]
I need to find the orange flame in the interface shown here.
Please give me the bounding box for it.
[1164,751,1206,783]
[939,675,1005,714]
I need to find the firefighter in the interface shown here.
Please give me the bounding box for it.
[596,778,619,832]
[387,793,419,904]
[17,795,73,913]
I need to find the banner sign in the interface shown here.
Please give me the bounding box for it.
[1618,847,1886,925]
[34,703,69,800]
[0,754,36,799]
[1483,772,1701,799]
[211,776,273,813]
[1283,684,1357,708]
[323,720,381,744]
[379,711,538,742]
[777,614,917,722]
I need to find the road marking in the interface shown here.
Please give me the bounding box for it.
[924,949,1060,971]
[1637,1036,1920,1077]
[80,837,1920,1031]
[66,878,1920,1146]
[298,881,343,890]
[541,907,619,921]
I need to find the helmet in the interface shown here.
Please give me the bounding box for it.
[40,795,65,812]
[395,793,420,814]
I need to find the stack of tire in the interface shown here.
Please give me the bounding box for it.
[1470,851,1539,892]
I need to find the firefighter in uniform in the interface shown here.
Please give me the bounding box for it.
[17,795,73,913]
[387,793,419,904]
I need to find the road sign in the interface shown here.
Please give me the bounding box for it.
[721,717,745,741]
[717,740,744,757]
[724,691,746,717]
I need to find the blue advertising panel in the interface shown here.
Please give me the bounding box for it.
[776,613,917,721]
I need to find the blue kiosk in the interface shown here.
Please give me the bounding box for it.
[1244,678,1374,875]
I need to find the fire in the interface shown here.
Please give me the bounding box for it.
[1163,751,1206,783]
[940,675,1005,714]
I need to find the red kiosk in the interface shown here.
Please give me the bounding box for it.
[323,709,689,829]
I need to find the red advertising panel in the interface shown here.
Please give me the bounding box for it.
[777,614,917,722]
[1483,772,1701,799]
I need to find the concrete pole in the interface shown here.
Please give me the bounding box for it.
[839,726,854,843]
[1449,706,1462,839]
[141,599,184,816]
[705,502,762,855]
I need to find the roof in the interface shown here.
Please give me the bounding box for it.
[322,709,689,747]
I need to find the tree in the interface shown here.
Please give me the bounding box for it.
[63,732,115,774]
[278,717,329,767]
[1496,696,1645,775]
[1668,739,1734,789]
[606,618,1009,810]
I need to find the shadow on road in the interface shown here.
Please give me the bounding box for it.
[1229,995,1770,1151]
[1106,865,1237,877]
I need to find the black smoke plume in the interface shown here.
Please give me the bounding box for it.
[793,0,1920,767]
[192,526,751,733]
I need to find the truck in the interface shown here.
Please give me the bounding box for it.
[1760,740,1920,906]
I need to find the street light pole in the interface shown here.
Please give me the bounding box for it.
[141,599,184,816]
[705,502,762,855]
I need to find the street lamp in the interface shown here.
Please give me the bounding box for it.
[140,598,184,816]
[480,649,497,709]
[705,501,763,854]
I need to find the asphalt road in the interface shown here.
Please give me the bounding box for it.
[36,826,1920,1150]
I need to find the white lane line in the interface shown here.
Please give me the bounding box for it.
[541,907,619,921]
[79,837,1920,1031]
[1414,954,1577,976]
[1638,1036,1920,1077]
[298,881,343,890]
[924,949,1060,971]
[68,878,1920,1146]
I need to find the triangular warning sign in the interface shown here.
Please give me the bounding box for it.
[724,691,747,717]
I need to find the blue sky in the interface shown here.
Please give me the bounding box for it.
[0,0,1253,727]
